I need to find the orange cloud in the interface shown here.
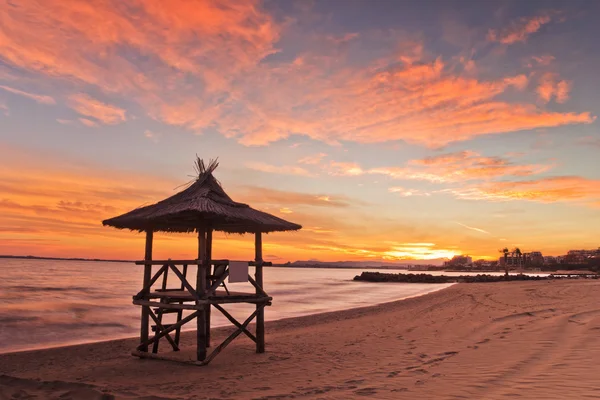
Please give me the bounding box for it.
[444,176,600,206]
[298,153,327,165]
[537,73,571,104]
[488,14,553,44]
[235,186,358,208]
[68,94,126,124]
[331,151,552,183]
[328,161,365,176]
[246,162,313,177]
[0,4,592,148]
[78,118,98,127]
[223,58,592,147]
[527,55,555,67]
[2,145,468,261]
[388,187,430,197]
[0,0,278,88]
[0,84,55,104]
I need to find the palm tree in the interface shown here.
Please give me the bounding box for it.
[499,247,510,276]
[513,247,522,271]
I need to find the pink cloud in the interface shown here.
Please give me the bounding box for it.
[488,14,553,44]
[0,84,55,104]
[68,94,126,124]
[246,162,313,177]
[537,73,571,104]
[298,153,327,165]
[527,55,555,67]
[78,118,98,127]
[333,151,553,183]
[444,176,600,207]
[0,2,592,148]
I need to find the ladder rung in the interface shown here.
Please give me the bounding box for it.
[151,323,176,332]
[153,308,180,314]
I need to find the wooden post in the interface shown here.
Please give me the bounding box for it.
[140,230,153,352]
[196,229,207,361]
[255,231,265,353]
[205,228,213,347]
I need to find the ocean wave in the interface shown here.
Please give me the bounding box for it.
[8,285,93,293]
[0,316,39,324]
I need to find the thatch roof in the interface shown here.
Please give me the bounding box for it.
[102,158,302,234]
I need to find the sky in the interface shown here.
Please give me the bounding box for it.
[1,0,599,263]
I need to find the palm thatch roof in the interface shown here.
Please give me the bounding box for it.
[102,158,302,234]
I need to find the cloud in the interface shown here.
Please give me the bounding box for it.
[298,153,327,165]
[527,55,555,67]
[388,187,430,197]
[537,73,571,104]
[576,136,600,147]
[444,176,600,206]
[0,84,55,104]
[68,94,126,124]
[327,161,365,176]
[336,151,552,183]
[78,118,98,127]
[246,162,313,177]
[224,57,592,148]
[454,222,491,235]
[144,130,161,143]
[488,14,553,44]
[0,4,592,148]
[235,186,357,208]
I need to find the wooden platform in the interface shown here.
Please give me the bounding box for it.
[137,289,272,305]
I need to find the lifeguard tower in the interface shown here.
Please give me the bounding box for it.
[102,159,301,365]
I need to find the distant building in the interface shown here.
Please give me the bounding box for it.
[544,256,557,264]
[524,251,544,266]
[499,254,520,266]
[444,255,473,268]
[565,248,600,264]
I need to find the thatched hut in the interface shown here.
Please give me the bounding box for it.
[103,158,301,365]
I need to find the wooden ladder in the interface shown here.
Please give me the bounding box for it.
[151,264,188,353]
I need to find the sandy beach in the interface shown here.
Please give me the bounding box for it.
[2,279,600,399]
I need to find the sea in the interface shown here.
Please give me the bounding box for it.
[0,258,485,354]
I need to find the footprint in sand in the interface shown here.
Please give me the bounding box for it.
[476,338,490,345]
[344,379,365,385]
[354,387,378,396]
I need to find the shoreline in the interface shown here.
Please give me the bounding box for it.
[0,282,456,356]
[3,280,600,399]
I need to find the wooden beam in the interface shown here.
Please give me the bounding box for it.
[201,303,265,365]
[140,230,153,352]
[196,229,207,361]
[247,275,268,297]
[208,270,229,294]
[213,304,257,343]
[148,308,179,351]
[133,264,167,300]
[255,231,265,353]
[205,228,213,348]
[136,311,199,350]
[168,264,200,301]
[134,300,208,310]
[134,259,272,266]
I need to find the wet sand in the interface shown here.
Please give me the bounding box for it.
[2,280,600,399]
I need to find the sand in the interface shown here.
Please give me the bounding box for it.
[2,279,600,399]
